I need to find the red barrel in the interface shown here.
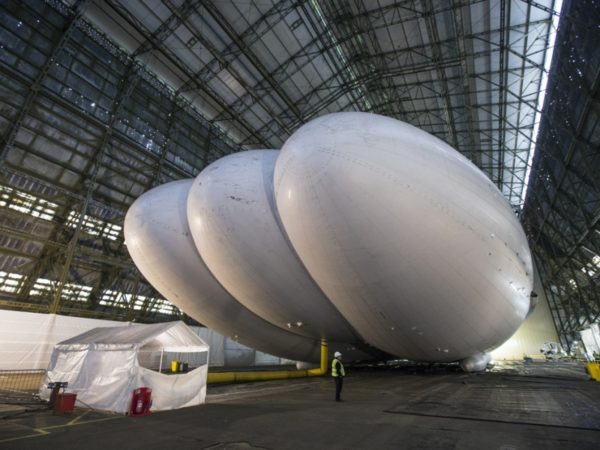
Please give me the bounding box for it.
[54,393,77,415]
[128,387,152,416]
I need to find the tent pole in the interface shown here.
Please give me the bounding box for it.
[159,349,163,373]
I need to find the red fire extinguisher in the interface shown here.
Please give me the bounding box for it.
[128,387,152,416]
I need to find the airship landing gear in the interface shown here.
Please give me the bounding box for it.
[459,353,492,372]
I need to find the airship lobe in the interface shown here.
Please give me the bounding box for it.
[187,150,359,343]
[273,112,533,362]
[124,179,322,362]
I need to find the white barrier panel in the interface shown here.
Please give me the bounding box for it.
[192,327,225,367]
[580,324,600,356]
[0,310,128,370]
[0,310,292,370]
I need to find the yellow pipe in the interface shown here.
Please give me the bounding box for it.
[308,338,329,376]
[207,339,328,384]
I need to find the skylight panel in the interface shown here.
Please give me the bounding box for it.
[0,185,58,221]
[66,211,122,241]
[0,271,25,294]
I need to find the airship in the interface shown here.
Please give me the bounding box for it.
[124,112,534,371]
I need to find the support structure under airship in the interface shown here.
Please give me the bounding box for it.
[124,112,534,371]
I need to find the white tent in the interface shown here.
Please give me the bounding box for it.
[40,321,209,413]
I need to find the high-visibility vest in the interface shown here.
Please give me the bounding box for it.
[331,358,345,377]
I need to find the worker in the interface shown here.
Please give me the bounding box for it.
[331,351,345,402]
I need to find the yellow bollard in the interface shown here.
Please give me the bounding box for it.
[586,362,600,381]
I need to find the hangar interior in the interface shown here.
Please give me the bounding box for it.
[0,0,598,354]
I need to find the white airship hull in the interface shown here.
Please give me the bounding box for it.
[274,112,533,362]
[124,180,322,363]
[187,150,358,342]
[125,112,534,368]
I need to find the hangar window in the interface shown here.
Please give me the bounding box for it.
[99,289,129,308]
[66,211,122,240]
[0,185,58,221]
[30,278,56,296]
[61,283,93,302]
[29,278,92,302]
[99,290,179,315]
[146,298,181,315]
[582,255,600,277]
[130,294,178,314]
[581,266,596,277]
[0,271,25,294]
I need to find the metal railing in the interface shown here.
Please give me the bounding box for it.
[0,369,46,404]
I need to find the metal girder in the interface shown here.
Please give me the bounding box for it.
[209,38,325,127]
[420,0,459,148]
[0,0,93,310]
[531,62,600,247]
[0,62,193,179]
[0,0,228,321]
[332,16,550,55]
[300,0,369,111]
[508,0,533,200]
[521,0,560,16]
[451,0,481,166]
[180,0,300,91]
[131,0,201,59]
[148,101,179,188]
[199,0,304,122]
[49,50,142,313]
[210,12,548,131]
[0,0,87,163]
[496,0,510,191]
[542,205,600,280]
[472,34,546,72]
[103,0,269,147]
[0,299,50,313]
[166,2,292,136]
[313,1,393,114]
[321,1,547,43]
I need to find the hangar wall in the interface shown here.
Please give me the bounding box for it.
[491,265,560,360]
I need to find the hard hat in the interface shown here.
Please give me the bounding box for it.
[334,351,342,358]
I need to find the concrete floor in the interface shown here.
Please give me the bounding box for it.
[1,361,599,449]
